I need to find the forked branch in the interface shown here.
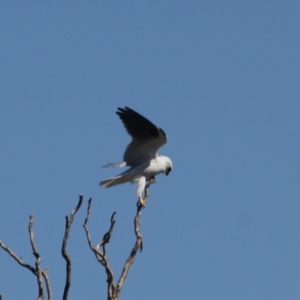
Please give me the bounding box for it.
[83,198,117,299]
[0,216,52,300]
[42,268,52,299]
[83,178,155,300]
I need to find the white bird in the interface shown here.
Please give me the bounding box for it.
[99,107,173,205]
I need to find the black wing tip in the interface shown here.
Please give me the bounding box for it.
[116,107,126,115]
[115,106,167,140]
[116,106,137,115]
[116,107,145,121]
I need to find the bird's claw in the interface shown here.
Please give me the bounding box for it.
[149,176,157,183]
[138,197,146,207]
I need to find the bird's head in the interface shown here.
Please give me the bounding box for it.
[161,156,173,176]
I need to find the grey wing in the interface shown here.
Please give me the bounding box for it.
[116,107,167,166]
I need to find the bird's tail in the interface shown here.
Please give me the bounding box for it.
[102,161,127,168]
[99,174,131,188]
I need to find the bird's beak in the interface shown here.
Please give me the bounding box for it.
[166,168,172,176]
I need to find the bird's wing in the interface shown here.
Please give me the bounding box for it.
[116,107,167,166]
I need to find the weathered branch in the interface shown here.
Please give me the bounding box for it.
[28,215,44,299]
[62,194,83,300]
[115,178,155,297]
[0,240,37,275]
[83,198,117,299]
[42,268,52,300]
[0,216,48,300]
[84,178,155,300]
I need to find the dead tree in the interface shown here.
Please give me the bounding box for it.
[83,178,155,300]
[0,179,155,300]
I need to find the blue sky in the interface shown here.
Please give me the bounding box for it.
[1,2,299,299]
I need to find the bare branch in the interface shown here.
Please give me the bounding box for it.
[84,178,155,299]
[97,211,116,256]
[62,194,83,300]
[0,216,48,300]
[83,198,117,299]
[0,239,37,275]
[115,178,155,297]
[28,215,44,300]
[42,268,52,300]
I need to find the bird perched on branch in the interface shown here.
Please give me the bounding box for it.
[99,106,173,205]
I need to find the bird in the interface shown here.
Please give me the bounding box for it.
[99,106,173,205]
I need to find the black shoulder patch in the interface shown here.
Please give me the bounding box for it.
[150,127,159,137]
[159,128,166,137]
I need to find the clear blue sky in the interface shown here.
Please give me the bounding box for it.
[1,2,299,299]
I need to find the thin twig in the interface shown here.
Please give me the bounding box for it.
[42,268,52,300]
[62,194,84,300]
[99,211,116,256]
[0,240,37,275]
[0,216,48,300]
[115,178,155,297]
[83,198,117,299]
[28,215,44,300]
